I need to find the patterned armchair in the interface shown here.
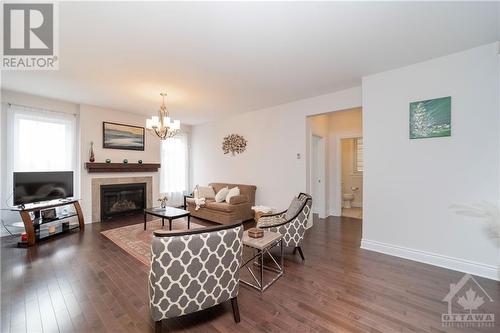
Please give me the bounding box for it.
[149,222,243,332]
[257,193,312,260]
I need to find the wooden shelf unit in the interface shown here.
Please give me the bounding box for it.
[85,162,161,173]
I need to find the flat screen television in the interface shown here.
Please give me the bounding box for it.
[13,171,74,205]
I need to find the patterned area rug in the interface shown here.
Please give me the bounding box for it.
[101,219,205,266]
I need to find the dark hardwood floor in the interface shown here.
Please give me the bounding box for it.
[1,214,499,333]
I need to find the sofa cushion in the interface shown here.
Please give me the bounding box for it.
[204,201,234,213]
[229,194,248,205]
[225,187,240,203]
[215,187,229,202]
[285,196,306,220]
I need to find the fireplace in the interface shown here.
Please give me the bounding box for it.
[100,183,146,220]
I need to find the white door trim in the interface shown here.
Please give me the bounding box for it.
[311,134,326,218]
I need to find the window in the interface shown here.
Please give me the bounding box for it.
[354,137,363,173]
[159,133,189,206]
[5,104,78,204]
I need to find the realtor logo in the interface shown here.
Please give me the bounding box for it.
[2,2,59,69]
[442,274,495,328]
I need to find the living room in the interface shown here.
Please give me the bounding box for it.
[1,1,500,333]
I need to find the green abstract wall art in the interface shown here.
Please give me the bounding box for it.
[409,96,451,139]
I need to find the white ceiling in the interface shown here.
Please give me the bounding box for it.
[1,1,498,124]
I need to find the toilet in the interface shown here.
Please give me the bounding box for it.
[342,193,355,208]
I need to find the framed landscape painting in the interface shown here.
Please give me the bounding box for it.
[103,122,145,150]
[409,96,451,139]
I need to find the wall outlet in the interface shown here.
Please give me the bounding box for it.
[297,153,301,159]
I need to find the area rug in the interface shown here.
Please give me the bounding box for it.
[101,219,204,266]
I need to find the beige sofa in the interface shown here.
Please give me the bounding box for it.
[186,183,257,224]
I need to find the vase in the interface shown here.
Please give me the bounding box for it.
[89,142,95,162]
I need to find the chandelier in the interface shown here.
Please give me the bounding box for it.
[146,92,180,139]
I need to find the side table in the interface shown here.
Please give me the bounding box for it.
[240,230,283,293]
[183,194,193,210]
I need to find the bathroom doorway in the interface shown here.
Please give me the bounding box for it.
[306,107,362,219]
[340,137,363,219]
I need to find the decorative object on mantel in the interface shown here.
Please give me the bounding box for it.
[89,141,95,162]
[85,162,161,173]
[106,159,111,163]
[410,96,451,139]
[158,196,168,209]
[103,121,145,151]
[123,159,128,164]
[222,134,247,155]
[138,160,143,164]
[146,92,181,139]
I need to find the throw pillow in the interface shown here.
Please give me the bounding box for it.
[225,187,240,203]
[197,186,216,199]
[215,187,229,203]
[285,196,306,220]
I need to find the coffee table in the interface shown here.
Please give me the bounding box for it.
[240,230,283,293]
[143,207,190,231]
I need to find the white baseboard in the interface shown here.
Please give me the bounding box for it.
[361,239,499,281]
[329,209,341,217]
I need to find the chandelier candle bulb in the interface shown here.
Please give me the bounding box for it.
[151,116,159,127]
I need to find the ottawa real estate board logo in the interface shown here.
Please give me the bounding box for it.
[442,274,495,328]
[2,2,59,70]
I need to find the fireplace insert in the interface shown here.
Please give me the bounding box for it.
[100,183,146,220]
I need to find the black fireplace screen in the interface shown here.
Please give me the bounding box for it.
[100,183,146,220]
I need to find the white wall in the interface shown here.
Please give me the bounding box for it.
[79,104,163,222]
[191,87,362,211]
[362,42,500,280]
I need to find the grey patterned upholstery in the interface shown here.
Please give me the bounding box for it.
[149,222,243,326]
[257,193,312,250]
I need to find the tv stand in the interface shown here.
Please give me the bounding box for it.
[11,199,84,246]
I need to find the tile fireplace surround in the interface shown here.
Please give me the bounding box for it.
[91,176,153,222]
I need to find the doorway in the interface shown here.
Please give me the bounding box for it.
[306,107,363,219]
[311,135,326,218]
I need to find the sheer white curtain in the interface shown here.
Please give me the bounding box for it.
[159,133,189,207]
[5,104,77,205]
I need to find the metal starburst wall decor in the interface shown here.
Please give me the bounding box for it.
[222,134,247,155]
